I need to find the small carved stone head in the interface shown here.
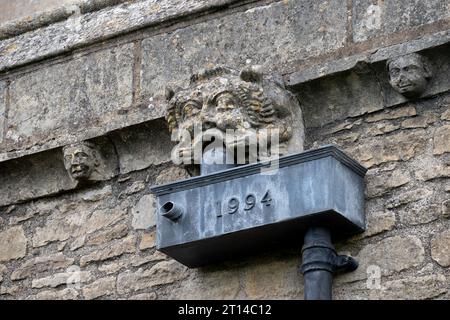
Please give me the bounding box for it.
[62,141,101,182]
[387,53,432,99]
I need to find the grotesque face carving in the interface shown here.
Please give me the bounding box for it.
[387,53,432,98]
[62,141,101,182]
[166,66,298,168]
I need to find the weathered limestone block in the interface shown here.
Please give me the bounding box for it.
[86,223,128,246]
[32,208,125,248]
[81,185,112,202]
[299,69,385,128]
[11,253,74,281]
[353,0,449,42]
[80,235,136,267]
[243,257,303,299]
[347,129,427,168]
[366,169,411,198]
[167,267,240,300]
[141,0,347,100]
[129,292,157,300]
[431,228,450,267]
[120,181,146,197]
[386,188,433,209]
[350,211,396,241]
[433,125,450,155]
[0,150,77,207]
[0,0,241,71]
[82,276,116,300]
[0,226,27,262]
[0,0,79,24]
[32,271,93,289]
[116,260,189,294]
[398,202,439,226]
[139,232,156,251]
[401,116,431,128]
[415,155,450,181]
[365,106,417,123]
[442,108,450,120]
[132,194,156,230]
[369,275,447,300]
[155,167,190,185]
[336,235,425,284]
[33,288,79,300]
[111,120,174,174]
[366,122,400,136]
[0,265,6,283]
[3,43,133,155]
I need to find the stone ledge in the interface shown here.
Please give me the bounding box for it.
[0,0,132,40]
[287,28,450,87]
[0,0,249,73]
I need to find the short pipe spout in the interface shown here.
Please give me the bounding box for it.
[160,201,183,222]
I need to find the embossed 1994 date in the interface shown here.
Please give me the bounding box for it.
[216,190,272,218]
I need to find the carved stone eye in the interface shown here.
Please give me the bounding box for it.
[390,68,400,77]
[182,100,201,118]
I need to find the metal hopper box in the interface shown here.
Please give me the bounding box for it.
[150,145,367,267]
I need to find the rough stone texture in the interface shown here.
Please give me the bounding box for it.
[366,169,411,198]
[141,0,347,100]
[80,235,136,267]
[117,260,189,294]
[32,288,80,300]
[0,0,80,24]
[431,228,450,267]
[0,81,5,144]
[11,253,75,280]
[299,69,385,128]
[81,185,112,202]
[336,235,425,284]
[0,226,27,262]
[139,232,155,250]
[243,256,303,299]
[86,223,128,246]
[32,208,125,248]
[32,271,92,289]
[3,43,133,155]
[155,166,191,185]
[131,194,156,230]
[369,275,447,300]
[348,129,427,168]
[0,0,242,71]
[129,292,158,300]
[166,266,240,299]
[433,125,450,155]
[351,211,396,240]
[0,149,77,207]
[352,0,450,42]
[111,120,174,174]
[82,276,116,300]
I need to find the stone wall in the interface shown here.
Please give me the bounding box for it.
[0,0,449,300]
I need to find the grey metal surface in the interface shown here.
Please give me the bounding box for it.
[150,145,367,267]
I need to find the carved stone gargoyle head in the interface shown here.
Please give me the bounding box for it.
[165,65,304,171]
[62,141,103,183]
[387,53,432,99]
